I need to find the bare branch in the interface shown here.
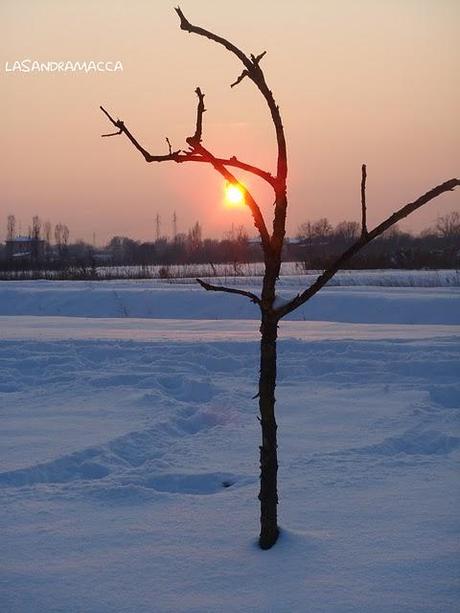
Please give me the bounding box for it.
[361,163,368,237]
[186,87,206,147]
[196,278,261,305]
[174,7,287,190]
[100,104,276,187]
[175,7,252,70]
[100,106,181,162]
[231,70,250,88]
[276,177,460,319]
[180,154,276,187]
[100,105,118,125]
[101,129,123,138]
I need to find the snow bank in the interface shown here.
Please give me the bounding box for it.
[0,280,459,324]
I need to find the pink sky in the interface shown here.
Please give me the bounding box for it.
[1,0,459,244]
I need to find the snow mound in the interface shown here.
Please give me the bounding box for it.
[352,429,460,457]
[1,280,459,324]
[0,449,110,487]
[0,396,236,491]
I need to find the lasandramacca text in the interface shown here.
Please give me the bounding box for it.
[5,60,124,73]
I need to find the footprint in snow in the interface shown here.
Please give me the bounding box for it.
[142,472,253,495]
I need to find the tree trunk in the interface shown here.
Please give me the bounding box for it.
[258,313,279,549]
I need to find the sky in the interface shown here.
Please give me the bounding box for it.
[0,0,459,244]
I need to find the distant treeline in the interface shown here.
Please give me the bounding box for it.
[0,212,459,279]
[291,214,459,270]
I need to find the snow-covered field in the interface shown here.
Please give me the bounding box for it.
[1,276,459,612]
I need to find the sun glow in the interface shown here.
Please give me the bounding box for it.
[225,183,245,207]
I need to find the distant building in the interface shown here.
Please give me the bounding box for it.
[6,236,46,262]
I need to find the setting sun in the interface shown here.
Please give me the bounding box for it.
[225,183,245,207]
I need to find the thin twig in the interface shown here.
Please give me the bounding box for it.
[251,51,267,64]
[102,129,123,138]
[230,70,249,88]
[188,87,205,146]
[196,278,261,305]
[100,106,181,162]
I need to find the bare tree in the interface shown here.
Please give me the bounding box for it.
[313,218,333,240]
[100,8,459,549]
[42,220,52,260]
[54,223,69,256]
[7,214,16,241]
[32,216,41,240]
[61,224,70,247]
[436,211,460,238]
[54,223,62,248]
[297,218,333,245]
[187,221,203,251]
[184,221,203,262]
[43,221,52,244]
[335,220,361,243]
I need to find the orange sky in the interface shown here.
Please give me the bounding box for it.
[1,0,459,243]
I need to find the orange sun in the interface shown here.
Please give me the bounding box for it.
[225,182,245,207]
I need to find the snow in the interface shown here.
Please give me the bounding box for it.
[0,277,459,612]
[1,280,459,324]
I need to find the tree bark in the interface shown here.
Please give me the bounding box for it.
[258,312,280,549]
